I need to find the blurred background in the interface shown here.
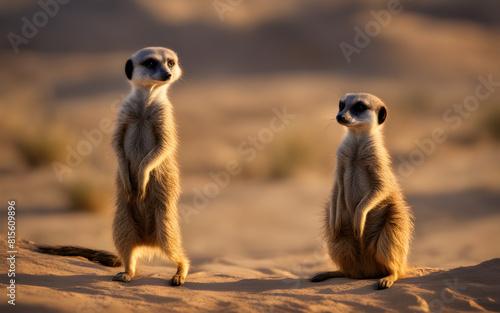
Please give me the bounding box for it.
[1,0,499,273]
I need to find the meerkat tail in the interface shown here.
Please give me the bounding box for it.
[311,271,345,282]
[37,245,122,267]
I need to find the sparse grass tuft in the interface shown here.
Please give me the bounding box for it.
[268,132,314,180]
[485,108,500,142]
[238,126,331,180]
[398,91,431,114]
[62,175,113,214]
[14,126,68,168]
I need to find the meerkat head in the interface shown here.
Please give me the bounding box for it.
[336,93,387,132]
[125,47,181,88]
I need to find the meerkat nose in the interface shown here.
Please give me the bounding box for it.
[160,72,172,81]
[337,115,347,124]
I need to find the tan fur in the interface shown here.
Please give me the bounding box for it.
[112,47,189,286]
[35,48,189,286]
[312,93,413,289]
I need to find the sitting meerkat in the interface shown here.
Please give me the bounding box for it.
[311,93,413,289]
[38,47,189,286]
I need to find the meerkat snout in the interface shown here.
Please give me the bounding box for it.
[337,93,387,130]
[336,114,349,124]
[124,47,181,87]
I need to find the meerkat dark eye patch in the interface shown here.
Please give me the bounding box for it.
[378,106,387,124]
[339,101,345,111]
[142,58,159,70]
[125,59,134,80]
[352,101,367,113]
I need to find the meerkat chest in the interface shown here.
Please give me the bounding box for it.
[343,162,371,207]
[339,144,372,210]
[123,118,157,165]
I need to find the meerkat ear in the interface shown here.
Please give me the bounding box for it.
[378,106,387,124]
[125,59,134,80]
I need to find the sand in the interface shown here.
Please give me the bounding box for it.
[1,237,499,313]
[2,178,500,313]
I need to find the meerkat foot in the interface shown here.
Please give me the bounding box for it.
[311,271,344,282]
[377,274,397,289]
[171,274,185,286]
[113,272,133,283]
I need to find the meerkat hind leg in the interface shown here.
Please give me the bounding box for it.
[311,271,344,282]
[113,272,133,283]
[158,236,189,286]
[374,222,401,289]
[171,259,189,286]
[112,246,137,283]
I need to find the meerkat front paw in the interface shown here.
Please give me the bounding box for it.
[353,211,366,238]
[333,218,341,237]
[136,188,145,202]
[113,272,133,283]
[171,274,185,286]
[333,226,341,237]
[136,177,149,202]
[353,225,364,238]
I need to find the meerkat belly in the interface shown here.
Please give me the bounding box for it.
[123,121,156,183]
[344,163,371,213]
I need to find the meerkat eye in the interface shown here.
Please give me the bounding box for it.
[167,60,176,67]
[353,102,367,112]
[339,101,345,111]
[143,59,158,70]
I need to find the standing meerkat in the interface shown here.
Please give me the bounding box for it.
[311,93,413,289]
[111,47,189,285]
[38,47,189,286]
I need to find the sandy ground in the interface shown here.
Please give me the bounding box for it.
[1,177,500,312]
[1,237,499,313]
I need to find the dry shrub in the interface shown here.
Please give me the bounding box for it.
[239,128,318,180]
[14,125,69,168]
[268,131,315,179]
[62,173,113,214]
[484,106,500,142]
